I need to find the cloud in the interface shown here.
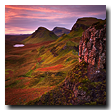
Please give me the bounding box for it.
[5,5,106,34]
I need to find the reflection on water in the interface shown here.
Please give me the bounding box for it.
[13,44,25,47]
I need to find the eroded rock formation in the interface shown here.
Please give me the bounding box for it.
[79,23,106,71]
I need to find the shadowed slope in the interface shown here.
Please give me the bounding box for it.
[52,27,70,37]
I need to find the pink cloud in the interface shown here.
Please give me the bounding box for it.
[5,5,106,34]
[5,5,70,14]
[5,5,72,24]
[5,27,34,34]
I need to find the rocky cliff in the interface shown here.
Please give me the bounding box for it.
[70,17,105,32]
[71,19,88,32]
[26,19,106,105]
[69,17,105,39]
[79,22,106,75]
[63,21,106,105]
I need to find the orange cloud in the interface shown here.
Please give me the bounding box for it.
[5,5,106,34]
[5,27,34,34]
[5,5,72,24]
[5,5,70,14]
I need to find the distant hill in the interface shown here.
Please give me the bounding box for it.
[5,40,23,53]
[5,34,31,42]
[22,27,58,44]
[52,27,70,37]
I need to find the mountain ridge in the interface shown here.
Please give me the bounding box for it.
[52,27,70,37]
[22,27,58,44]
[69,17,106,38]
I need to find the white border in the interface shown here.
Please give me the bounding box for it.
[1,0,111,110]
[2,0,110,5]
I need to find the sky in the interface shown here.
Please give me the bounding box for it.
[5,5,106,35]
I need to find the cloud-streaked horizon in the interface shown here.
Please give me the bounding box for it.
[5,5,106,34]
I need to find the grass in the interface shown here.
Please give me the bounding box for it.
[5,35,79,104]
[68,17,105,40]
[25,70,33,77]
[5,35,81,105]
[5,86,55,105]
[26,61,106,105]
[5,72,9,75]
[5,17,106,105]
[22,27,58,44]
[85,102,97,105]
[5,80,20,88]
[68,27,84,38]
[66,40,78,47]
[65,57,72,63]
[94,20,106,30]
[27,71,67,88]
[76,17,104,26]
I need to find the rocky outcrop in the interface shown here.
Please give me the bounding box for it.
[71,23,89,32]
[26,19,106,106]
[70,17,105,32]
[79,23,106,72]
[62,61,106,105]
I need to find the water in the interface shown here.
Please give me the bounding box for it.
[13,44,25,47]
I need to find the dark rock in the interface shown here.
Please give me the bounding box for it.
[71,23,89,32]
[79,23,106,70]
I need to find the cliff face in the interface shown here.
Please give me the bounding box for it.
[70,17,105,32]
[71,22,89,32]
[79,23,106,73]
[62,22,106,105]
[26,19,106,105]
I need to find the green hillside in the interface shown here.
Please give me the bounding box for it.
[74,17,104,26]
[5,33,79,105]
[22,27,58,44]
[27,61,106,105]
[69,17,105,38]
[5,17,106,105]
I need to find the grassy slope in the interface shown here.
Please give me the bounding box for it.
[5,17,106,105]
[25,18,106,105]
[75,17,105,26]
[5,34,79,105]
[22,27,58,44]
[52,27,70,37]
[68,17,105,40]
[27,61,106,105]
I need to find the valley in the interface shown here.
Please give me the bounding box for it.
[5,34,79,105]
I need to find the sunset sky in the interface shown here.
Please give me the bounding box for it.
[5,5,106,34]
